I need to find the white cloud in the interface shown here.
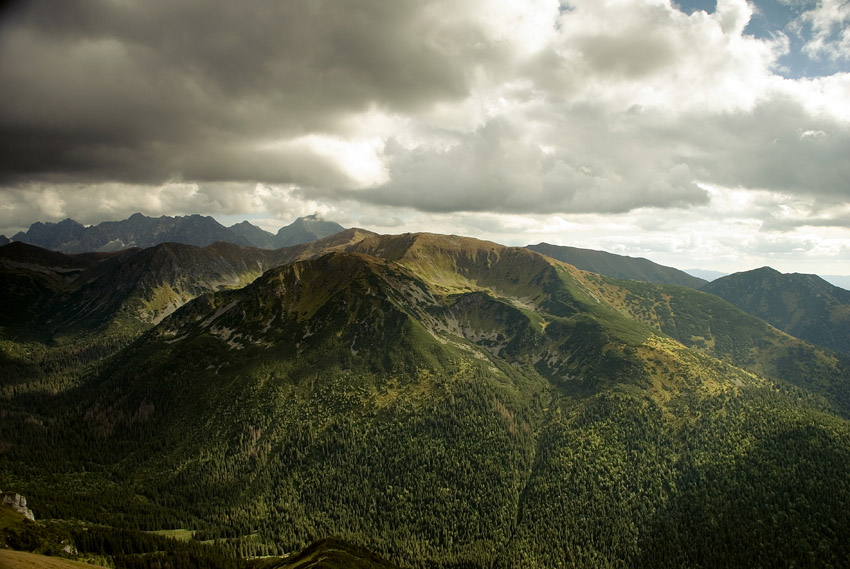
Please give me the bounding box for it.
[0,182,335,235]
[543,0,785,113]
[260,135,390,189]
[787,72,850,122]
[1,0,849,274]
[800,0,850,62]
[345,185,850,275]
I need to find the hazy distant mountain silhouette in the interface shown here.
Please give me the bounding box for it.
[12,213,346,253]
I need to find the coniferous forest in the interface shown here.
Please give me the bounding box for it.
[2,233,850,568]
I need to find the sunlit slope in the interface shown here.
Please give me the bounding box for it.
[348,233,849,407]
[76,250,550,564]
[0,550,104,569]
[3,233,850,568]
[578,271,850,415]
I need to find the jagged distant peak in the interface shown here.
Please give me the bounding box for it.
[274,214,346,247]
[280,213,339,229]
[13,213,252,253]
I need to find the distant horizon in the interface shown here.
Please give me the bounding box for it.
[1,1,848,281]
[6,211,850,284]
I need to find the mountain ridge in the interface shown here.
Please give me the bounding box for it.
[701,266,850,356]
[526,242,706,288]
[2,231,850,568]
[0,229,377,342]
[11,213,347,253]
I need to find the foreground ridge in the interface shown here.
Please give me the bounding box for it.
[1,232,849,568]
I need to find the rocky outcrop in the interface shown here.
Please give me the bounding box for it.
[1,491,35,521]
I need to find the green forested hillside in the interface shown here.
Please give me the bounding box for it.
[576,271,850,416]
[701,266,850,355]
[0,231,373,397]
[2,233,849,568]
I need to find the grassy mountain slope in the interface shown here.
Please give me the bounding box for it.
[527,242,706,288]
[576,272,850,415]
[0,241,275,398]
[0,550,105,569]
[0,231,374,398]
[2,233,850,568]
[349,234,850,411]
[701,266,850,355]
[0,228,373,341]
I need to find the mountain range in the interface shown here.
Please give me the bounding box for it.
[2,230,850,568]
[0,229,375,341]
[11,214,848,294]
[10,213,346,253]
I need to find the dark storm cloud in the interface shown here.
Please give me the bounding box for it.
[0,0,480,185]
[682,96,850,201]
[1,0,849,248]
[358,116,709,215]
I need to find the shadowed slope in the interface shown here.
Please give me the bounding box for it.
[3,233,850,568]
[702,266,850,355]
[248,538,403,569]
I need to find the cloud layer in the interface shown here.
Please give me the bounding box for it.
[1,0,848,273]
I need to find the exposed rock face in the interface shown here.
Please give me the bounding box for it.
[1,491,35,521]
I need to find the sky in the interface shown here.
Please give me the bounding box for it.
[0,0,849,275]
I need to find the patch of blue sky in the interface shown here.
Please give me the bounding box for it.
[674,0,848,78]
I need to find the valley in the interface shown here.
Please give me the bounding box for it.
[1,231,849,568]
